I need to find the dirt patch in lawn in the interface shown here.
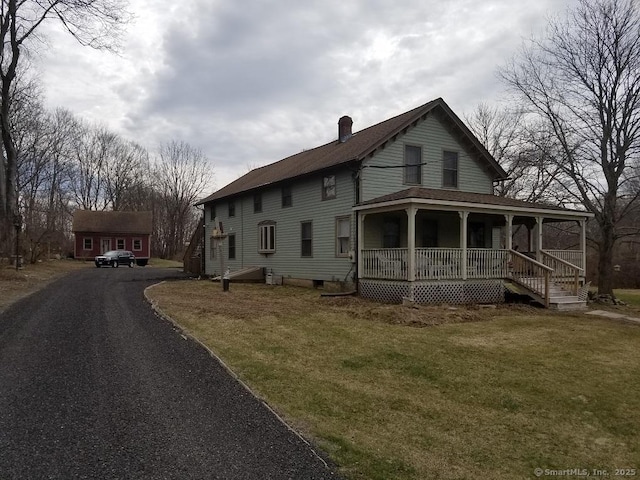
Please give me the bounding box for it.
[155,281,528,328]
[158,280,574,331]
[319,296,493,327]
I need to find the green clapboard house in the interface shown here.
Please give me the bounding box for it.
[196,98,593,309]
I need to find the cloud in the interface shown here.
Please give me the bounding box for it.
[36,0,579,191]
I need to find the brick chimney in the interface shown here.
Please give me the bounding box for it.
[338,116,353,143]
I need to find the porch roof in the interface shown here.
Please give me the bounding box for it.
[354,187,593,219]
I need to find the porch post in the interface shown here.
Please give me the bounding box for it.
[505,214,513,250]
[357,212,366,280]
[580,218,587,272]
[406,206,417,282]
[536,216,544,262]
[459,210,468,280]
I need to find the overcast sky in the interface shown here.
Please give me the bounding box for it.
[36,0,577,196]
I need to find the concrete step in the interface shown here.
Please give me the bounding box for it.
[212,266,264,282]
[549,296,587,311]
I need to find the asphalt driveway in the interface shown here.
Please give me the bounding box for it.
[0,266,339,479]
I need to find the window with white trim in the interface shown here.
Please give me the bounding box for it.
[443,151,458,188]
[336,216,350,257]
[301,221,312,257]
[116,238,125,250]
[258,221,276,253]
[83,238,93,250]
[322,175,336,200]
[228,234,236,260]
[404,145,422,184]
[132,238,142,251]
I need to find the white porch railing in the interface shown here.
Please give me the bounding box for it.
[510,250,553,307]
[544,249,583,270]
[361,248,582,282]
[415,248,462,280]
[540,250,583,296]
[361,248,407,280]
[467,249,509,279]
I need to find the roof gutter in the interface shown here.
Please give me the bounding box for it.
[353,196,594,220]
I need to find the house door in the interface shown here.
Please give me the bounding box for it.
[101,238,111,253]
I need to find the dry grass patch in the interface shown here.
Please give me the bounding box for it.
[614,289,640,313]
[0,259,90,312]
[157,280,501,327]
[147,258,183,268]
[147,281,640,480]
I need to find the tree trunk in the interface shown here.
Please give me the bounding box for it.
[1,107,18,259]
[0,0,19,260]
[597,234,614,296]
[597,192,617,296]
[0,156,7,256]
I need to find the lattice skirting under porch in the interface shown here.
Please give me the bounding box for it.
[359,279,505,305]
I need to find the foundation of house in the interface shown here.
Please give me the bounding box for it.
[282,277,355,293]
[358,279,505,305]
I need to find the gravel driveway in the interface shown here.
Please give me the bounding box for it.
[0,267,339,479]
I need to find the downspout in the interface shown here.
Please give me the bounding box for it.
[200,208,205,275]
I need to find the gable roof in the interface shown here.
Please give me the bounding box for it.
[196,98,508,205]
[72,210,153,235]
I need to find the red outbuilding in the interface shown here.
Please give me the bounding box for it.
[72,210,153,266]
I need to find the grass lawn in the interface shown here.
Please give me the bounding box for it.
[614,290,640,310]
[147,258,183,268]
[146,281,640,480]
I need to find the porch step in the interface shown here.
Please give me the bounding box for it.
[549,296,587,311]
[509,277,587,310]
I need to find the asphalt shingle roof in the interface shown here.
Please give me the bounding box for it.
[197,98,507,205]
[72,210,153,234]
[359,187,572,211]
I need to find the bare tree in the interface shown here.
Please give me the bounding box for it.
[45,108,77,232]
[11,78,53,261]
[153,141,213,259]
[67,122,107,210]
[0,0,129,256]
[500,0,640,296]
[8,83,81,261]
[104,139,149,211]
[466,103,571,205]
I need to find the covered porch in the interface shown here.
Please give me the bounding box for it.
[354,188,593,307]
